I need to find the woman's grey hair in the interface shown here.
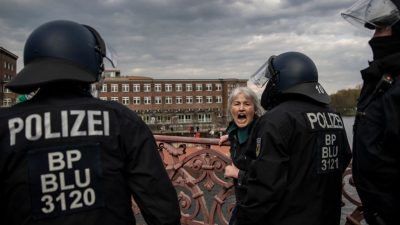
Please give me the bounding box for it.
[227,86,265,119]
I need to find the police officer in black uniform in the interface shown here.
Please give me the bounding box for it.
[0,20,181,225]
[342,1,400,224]
[235,52,352,225]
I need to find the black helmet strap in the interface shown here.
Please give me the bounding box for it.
[82,25,106,78]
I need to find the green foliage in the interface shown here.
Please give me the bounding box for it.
[330,86,361,116]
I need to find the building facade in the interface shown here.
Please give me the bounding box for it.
[0,47,18,107]
[98,73,247,136]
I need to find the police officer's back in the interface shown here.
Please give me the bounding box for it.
[0,20,181,225]
[342,1,400,224]
[235,52,352,225]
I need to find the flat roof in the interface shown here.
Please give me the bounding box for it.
[0,47,18,59]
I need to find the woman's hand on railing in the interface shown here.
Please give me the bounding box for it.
[219,134,229,146]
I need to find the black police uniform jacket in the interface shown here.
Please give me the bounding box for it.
[0,89,181,225]
[352,53,400,224]
[236,98,352,225]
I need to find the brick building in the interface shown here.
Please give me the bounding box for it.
[0,55,247,135]
[98,70,247,135]
[0,47,18,107]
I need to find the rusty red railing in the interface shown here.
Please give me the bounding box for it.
[132,135,364,225]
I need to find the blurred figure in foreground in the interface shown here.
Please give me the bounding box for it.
[0,20,181,225]
[342,0,400,224]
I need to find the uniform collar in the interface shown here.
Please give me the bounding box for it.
[226,121,251,144]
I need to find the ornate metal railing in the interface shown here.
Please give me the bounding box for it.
[132,135,364,225]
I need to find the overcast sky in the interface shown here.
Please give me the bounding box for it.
[1,0,374,94]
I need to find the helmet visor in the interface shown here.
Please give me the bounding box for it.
[341,0,400,29]
[104,43,118,68]
[249,56,276,88]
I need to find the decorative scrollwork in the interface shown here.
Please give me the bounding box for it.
[130,135,367,225]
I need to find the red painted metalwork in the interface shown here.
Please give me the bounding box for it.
[131,135,365,225]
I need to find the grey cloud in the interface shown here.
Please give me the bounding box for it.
[0,0,367,94]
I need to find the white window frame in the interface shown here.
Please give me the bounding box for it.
[3,98,12,107]
[178,114,192,123]
[206,96,213,103]
[122,84,129,92]
[144,97,152,105]
[198,113,212,123]
[111,97,119,102]
[133,97,141,105]
[165,96,172,104]
[175,84,182,92]
[176,96,183,104]
[186,84,192,91]
[165,84,172,92]
[144,84,151,92]
[154,84,162,92]
[206,84,212,91]
[122,97,130,105]
[196,84,202,91]
[216,83,222,91]
[186,96,193,104]
[155,96,162,104]
[216,96,222,103]
[101,84,107,92]
[111,84,118,92]
[133,84,140,92]
[196,96,203,103]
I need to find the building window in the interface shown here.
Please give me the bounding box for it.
[155,84,162,92]
[144,84,151,92]
[196,84,202,91]
[133,97,141,104]
[100,97,107,101]
[111,84,118,92]
[122,84,129,92]
[3,98,11,107]
[144,97,152,105]
[133,84,140,92]
[175,84,182,92]
[155,96,162,104]
[143,115,151,123]
[122,97,130,105]
[165,97,172,104]
[101,84,107,92]
[165,84,172,92]
[3,87,11,93]
[186,84,192,91]
[111,97,119,102]
[206,96,213,103]
[186,96,193,104]
[176,96,183,104]
[216,83,222,91]
[196,96,203,103]
[198,114,212,123]
[178,114,192,123]
[206,84,212,91]
[216,96,222,103]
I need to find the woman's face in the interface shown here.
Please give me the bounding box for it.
[230,93,255,128]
